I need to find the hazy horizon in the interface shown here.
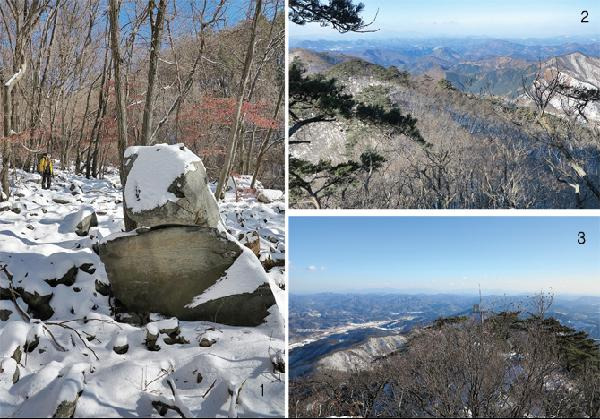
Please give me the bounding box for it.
[290,0,600,40]
[290,289,600,298]
[289,34,600,46]
[289,217,600,295]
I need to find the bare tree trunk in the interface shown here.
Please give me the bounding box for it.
[251,81,283,188]
[0,0,48,199]
[1,74,10,201]
[140,0,167,145]
[1,61,27,200]
[86,49,110,179]
[91,92,109,178]
[109,0,135,231]
[150,0,226,145]
[109,0,128,183]
[78,80,96,175]
[214,0,262,200]
[243,126,257,175]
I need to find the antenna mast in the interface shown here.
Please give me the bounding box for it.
[479,283,484,324]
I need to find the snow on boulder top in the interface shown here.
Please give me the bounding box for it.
[109,332,128,349]
[0,321,30,357]
[148,317,179,334]
[122,143,222,230]
[124,143,200,213]
[257,189,284,203]
[59,205,96,235]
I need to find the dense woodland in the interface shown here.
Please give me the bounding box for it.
[288,1,600,209]
[289,59,600,209]
[0,0,284,202]
[290,295,600,418]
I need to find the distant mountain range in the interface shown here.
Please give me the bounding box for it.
[291,38,600,98]
[290,38,600,62]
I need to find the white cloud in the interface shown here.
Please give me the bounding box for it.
[307,265,317,271]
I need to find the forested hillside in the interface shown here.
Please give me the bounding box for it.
[290,303,600,418]
[289,54,600,209]
[0,0,284,198]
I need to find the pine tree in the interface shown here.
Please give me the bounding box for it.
[289,0,374,33]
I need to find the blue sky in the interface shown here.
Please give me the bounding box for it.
[119,0,279,38]
[290,0,600,39]
[289,217,600,296]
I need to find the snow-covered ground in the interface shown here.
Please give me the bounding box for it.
[315,334,407,373]
[289,320,396,349]
[0,168,285,417]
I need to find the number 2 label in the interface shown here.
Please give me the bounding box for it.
[581,11,589,23]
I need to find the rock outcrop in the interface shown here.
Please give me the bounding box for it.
[61,207,98,236]
[99,225,275,326]
[123,143,221,230]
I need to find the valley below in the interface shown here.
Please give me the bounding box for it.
[289,293,600,378]
[290,321,410,378]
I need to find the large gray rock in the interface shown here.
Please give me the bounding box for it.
[123,144,221,230]
[61,207,98,236]
[99,225,275,326]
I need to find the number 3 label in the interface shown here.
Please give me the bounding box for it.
[578,231,586,244]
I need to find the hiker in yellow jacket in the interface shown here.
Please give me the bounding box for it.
[38,153,54,190]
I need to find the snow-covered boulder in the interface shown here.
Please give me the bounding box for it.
[11,202,25,214]
[110,333,129,355]
[69,182,83,195]
[52,194,74,205]
[98,225,275,326]
[60,206,98,236]
[123,143,221,231]
[257,189,284,203]
[14,363,88,418]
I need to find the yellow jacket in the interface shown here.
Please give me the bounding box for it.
[38,157,53,175]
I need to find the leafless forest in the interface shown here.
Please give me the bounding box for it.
[0,0,284,201]
[289,59,600,209]
[290,295,600,418]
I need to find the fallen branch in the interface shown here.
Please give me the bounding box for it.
[144,365,173,390]
[39,323,68,352]
[202,379,217,398]
[45,321,100,360]
[57,317,124,330]
[1,264,31,322]
[166,379,187,418]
